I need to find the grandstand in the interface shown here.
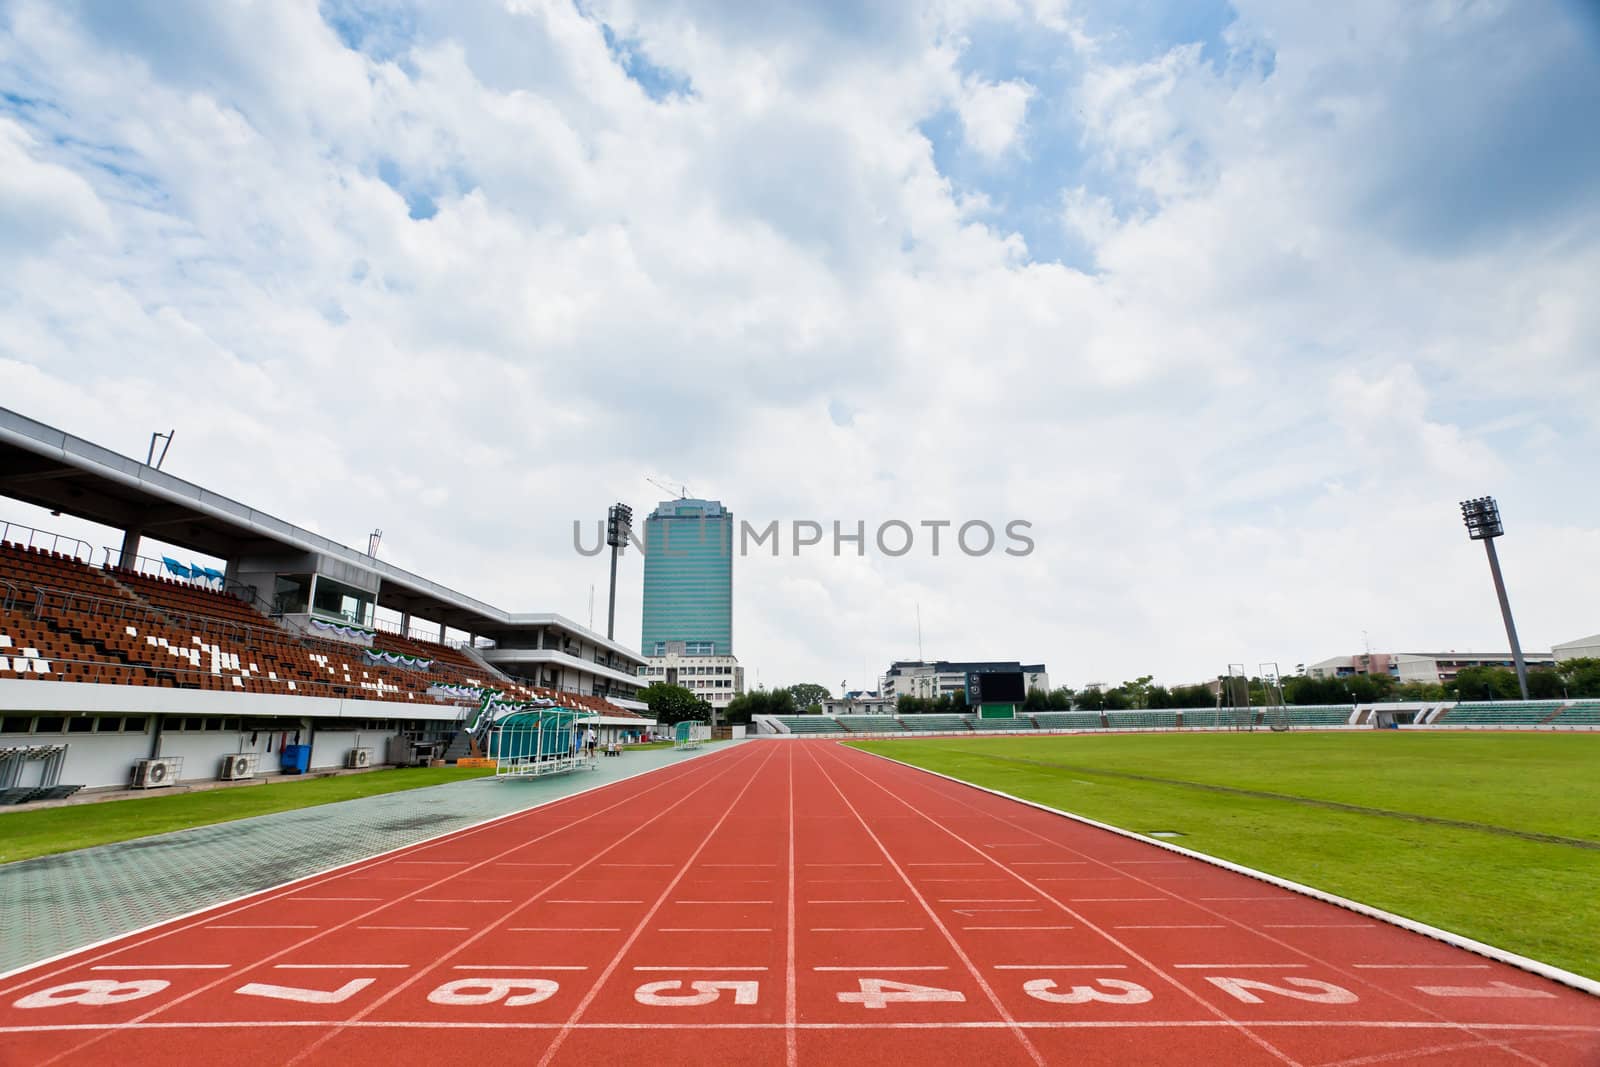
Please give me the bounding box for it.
[1106,710,1179,729]
[1280,705,1357,727]
[772,716,846,734]
[1032,711,1105,731]
[1438,702,1560,726]
[969,715,1035,732]
[836,715,904,733]
[1553,701,1600,726]
[0,409,656,792]
[901,714,971,732]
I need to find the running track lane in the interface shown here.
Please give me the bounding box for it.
[0,740,1594,1066]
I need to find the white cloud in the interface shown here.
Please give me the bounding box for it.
[954,74,1035,159]
[0,0,1595,692]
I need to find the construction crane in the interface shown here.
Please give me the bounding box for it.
[646,476,694,500]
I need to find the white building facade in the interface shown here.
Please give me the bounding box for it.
[879,660,1049,701]
[638,641,746,712]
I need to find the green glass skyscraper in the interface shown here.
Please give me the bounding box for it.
[640,498,733,656]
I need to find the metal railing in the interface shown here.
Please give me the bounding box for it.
[6,655,481,706]
[0,522,93,563]
[99,547,269,616]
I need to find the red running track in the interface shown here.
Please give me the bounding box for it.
[1,740,1597,1066]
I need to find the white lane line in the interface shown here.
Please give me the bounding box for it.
[6,1020,1600,1034]
[803,863,881,868]
[1113,857,1190,870]
[810,927,925,932]
[702,864,778,868]
[89,965,231,971]
[906,862,985,867]
[288,897,382,902]
[532,745,778,1067]
[920,879,1012,884]
[806,879,895,885]
[633,966,768,972]
[547,899,644,905]
[938,899,1036,904]
[1070,898,1166,903]
[600,863,674,868]
[993,964,1127,970]
[963,926,1075,931]
[275,964,410,970]
[1114,925,1224,930]
[803,748,1045,1067]
[415,899,513,905]
[496,862,573,867]
[785,744,797,1067]
[674,900,773,905]
[808,899,905,905]
[1352,964,1493,970]
[657,928,772,933]
[510,927,620,932]
[205,925,317,930]
[1263,923,1375,929]
[392,861,468,866]
[453,965,589,971]
[1172,964,1308,970]
[1012,862,1090,867]
[1200,897,1286,902]
[356,926,468,932]
[811,966,949,972]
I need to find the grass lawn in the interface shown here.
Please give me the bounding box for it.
[849,731,1600,979]
[0,766,495,865]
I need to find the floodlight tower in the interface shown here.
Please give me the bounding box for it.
[605,503,633,641]
[1459,496,1529,701]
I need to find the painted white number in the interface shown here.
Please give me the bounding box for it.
[837,978,966,1010]
[15,980,169,1009]
[634,980,760,1006]
[1205,976,1357,1005]
[428,978,560,1007]
[1024,978,1152,1005]
[235,979,375,1004]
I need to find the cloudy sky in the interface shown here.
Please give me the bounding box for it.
[3,0,1598,692]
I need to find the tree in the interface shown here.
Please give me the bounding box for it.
[724,688,797,725]
[637,683,709,726]
[1557,657,1600,698]
[1167,684,1216,708]
[1445,666,1521,702]
[1022,687,1050,711]
[1121,675,1155,709]
[785,683,832,713]
[1046,687,1074,710]
[1075,686,1106,711]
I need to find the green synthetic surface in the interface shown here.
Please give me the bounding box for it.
[848,732,1600,980]
[0,766,496,864]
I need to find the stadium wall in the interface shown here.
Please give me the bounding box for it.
[0,679,459,788]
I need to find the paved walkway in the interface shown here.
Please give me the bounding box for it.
[0,744,728,974]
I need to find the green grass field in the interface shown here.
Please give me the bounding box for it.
[849,732,1600,979]
[0,766,495,865]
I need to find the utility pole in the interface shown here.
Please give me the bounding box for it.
[1459,496,1529,700]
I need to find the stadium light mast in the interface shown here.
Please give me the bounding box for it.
[1459,496,1529,701]
[605,503,633,642]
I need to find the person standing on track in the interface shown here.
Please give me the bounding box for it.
[585,725,597,760]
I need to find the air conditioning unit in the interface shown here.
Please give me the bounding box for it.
[345,747,372,769]
[131,757,180,789]
[220,753,254,781]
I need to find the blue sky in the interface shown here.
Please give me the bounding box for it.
[1,0,1597,688]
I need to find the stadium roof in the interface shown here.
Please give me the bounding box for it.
[0,406,640,661]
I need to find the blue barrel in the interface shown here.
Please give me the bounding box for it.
[280,744,311,774]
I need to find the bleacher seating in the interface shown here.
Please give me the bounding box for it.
[1180,709,1227,727]
[1280,705,1355,726]
[969,715,1035,731]
[1552,701,1600,726]
[899,715,971,732]
[837,716,903,733]
[774,716,846,734]
[1031,712,1103,730]
[109,567,270,628]
[1105,710,1179,729]
[1440,702,1560,726]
